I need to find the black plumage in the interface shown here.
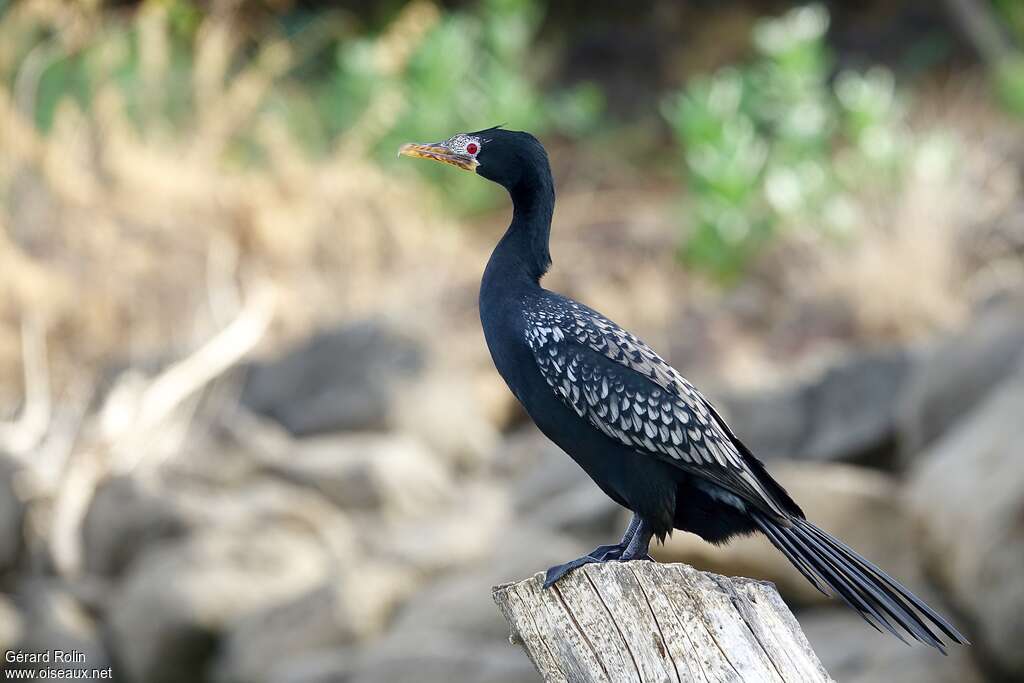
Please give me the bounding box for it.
[399,127,966,652]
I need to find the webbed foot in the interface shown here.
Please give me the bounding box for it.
[543,543,624,588]
[542,514,656,588]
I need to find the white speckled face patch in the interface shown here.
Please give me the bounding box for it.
[446,134,483,159]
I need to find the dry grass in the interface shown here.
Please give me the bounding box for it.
[0,1,480,400]
[0,0,492,578]
[1,4,1021,431]
[760,82,1024,350]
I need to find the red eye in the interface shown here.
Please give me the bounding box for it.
[465,142,479,155]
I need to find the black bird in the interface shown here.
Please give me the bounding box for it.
[400,128,966,652]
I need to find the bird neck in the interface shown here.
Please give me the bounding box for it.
[483,176,555,291]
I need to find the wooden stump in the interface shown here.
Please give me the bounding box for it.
[492,561,833,683]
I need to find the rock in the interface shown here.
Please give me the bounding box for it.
[107,527,331,683]
[898,300,1024,460]
[170,477,357,556]
[801,608,981,683]
[472,370,525,433]
[366,481,510,575]
[386,525,585,643]
[786,347,911,463]
[0,454,26,577]
[80,474,189,578]
[391,371,499,472]
[0,594,23,658]
[508,430,664,549]
[270,433,453,514]
[497,424,571,480]
[717,347,913,465]
[347,526,582,683]
[240,320,499,469]
[714,381,807,463]
[262,649,356,683]
[508,425,623,541]
[352,633,538,683]
[523,480,622,543]
[8,580,109,677]
[907,361,1024,678]
[241,319,425,436]
[214,563,417,683]
[217,524,576,683]
[655,461,921,606]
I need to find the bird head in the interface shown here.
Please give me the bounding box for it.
[399,126,549,193]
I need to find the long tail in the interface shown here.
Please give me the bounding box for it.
[752,513,967,653]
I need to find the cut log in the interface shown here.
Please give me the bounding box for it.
[492,561,833,683]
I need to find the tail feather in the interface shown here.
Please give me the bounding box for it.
[788,521,922,645]
[752,513,967,653]
[783,522,904,641]
[798,521,967,645]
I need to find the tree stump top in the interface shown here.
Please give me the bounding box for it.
[492,561,833,683]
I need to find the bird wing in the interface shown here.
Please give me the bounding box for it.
[524,295,795,520]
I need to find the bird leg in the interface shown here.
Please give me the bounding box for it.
[543,514,654,588]
[619,517,654,561]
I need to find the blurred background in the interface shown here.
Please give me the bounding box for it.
[1,0,1023,681]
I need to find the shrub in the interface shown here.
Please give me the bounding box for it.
[662,4,952,281]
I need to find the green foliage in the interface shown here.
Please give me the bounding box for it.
[3,0,201,134]
[323,0,602,210]
[993,55,1024,117]
[662,4,951,281]
[993,0,1024,47]
[3,0,602,213]
[984,0,1024,117]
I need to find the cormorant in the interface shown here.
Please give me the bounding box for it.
[400,128,966,652]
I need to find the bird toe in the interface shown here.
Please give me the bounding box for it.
[543,544,626,588]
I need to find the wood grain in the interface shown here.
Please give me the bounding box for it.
[492,561,833,683]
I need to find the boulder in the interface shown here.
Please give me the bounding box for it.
[907,362,1024,678]
[106,527,331,683]
[262,649,356,683]
[214,563,417,683]
[0,594,23,660]
[7,580,109,677]
[240,319,499,468]
[217,525,577,683]
[780,349,912,462]
[0,454,26,577]
[714,381,807,463]
[472,370,526,433]
[497,424,572,480]
[269,433,453,515]
[510,428,622,541]
[655,461,921,606]
[898,300,1024,460]
[80,474,189,578]
[352,633,538,683]
[365,481,510,575]
[801,607,981,683]
[717,347,913,465]
[523,479,623,543]
[240,319,425,435]
[346,525,583,683]
[170,477,357,556]
[391,371,499,472]
[385,525,585,643]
